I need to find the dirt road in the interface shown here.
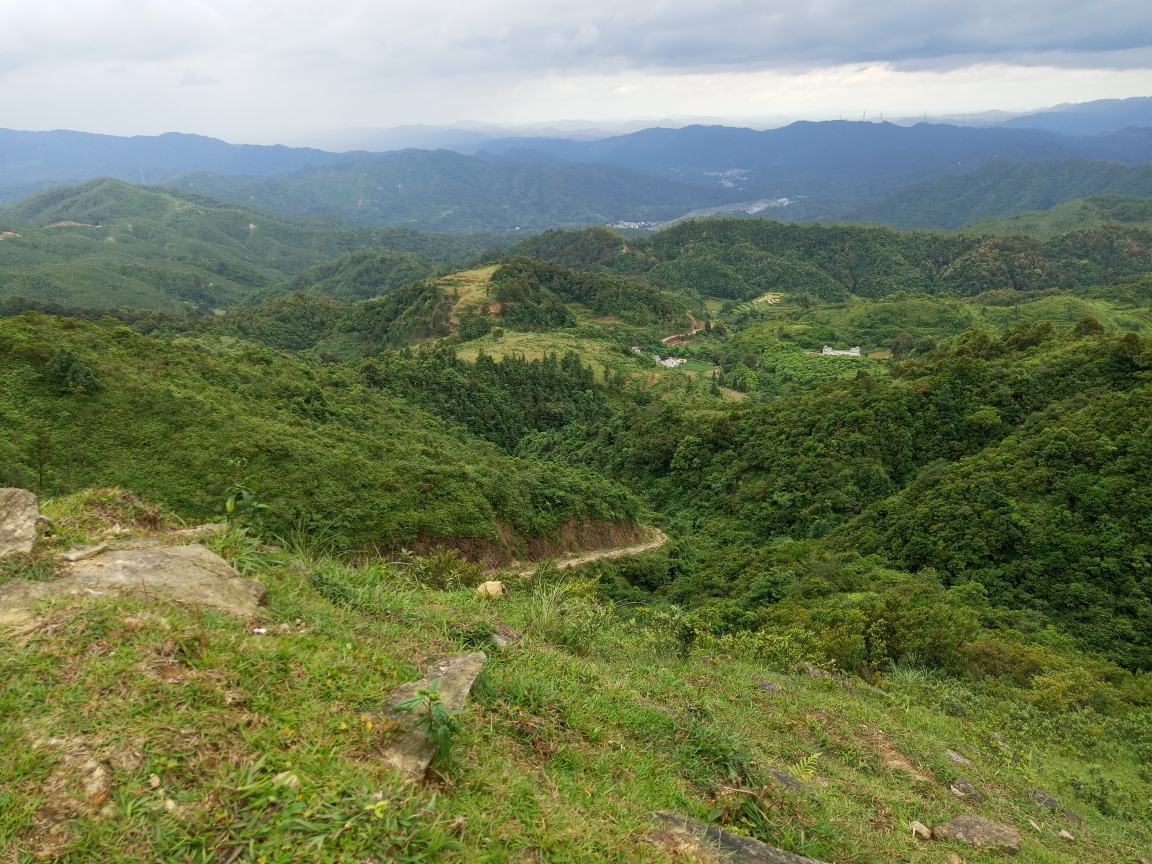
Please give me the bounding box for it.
[515,528,668,578]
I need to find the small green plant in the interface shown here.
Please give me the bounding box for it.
[222,457,268,526]
[205,522,278,575]
[393,678,464,767]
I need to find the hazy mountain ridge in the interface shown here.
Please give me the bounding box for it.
[165,149,736,232]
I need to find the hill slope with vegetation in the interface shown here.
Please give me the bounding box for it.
[2,206,1152,862]
[0,179,508,311]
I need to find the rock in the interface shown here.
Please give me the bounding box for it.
[476,580,506,598]
[931,815,1021,853]
[951,776,976,797]
[61,544,109,562]
[379,652,487,781]
[1061,808,1081,825]
[1031,789,1058,810]
[1057,830,1074,842]
[945,748,974,766]
[966,793,984,804]
[769,767,804,793]
[1028,818,1042,832]
[948,855,963,864]
[149,774,161,789]
[911,820,932,840]
[757,679,782,694]
[795,662,831,679]
[0,544,265,626]
[272,771,300,790]
[646,826,728,863]
[0,488,39,557]
[653,812,828,863]
[1139,857,1151,864]
[169,523,227,537]
[490,619,521,648]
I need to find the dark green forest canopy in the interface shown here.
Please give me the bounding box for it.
[518,324,1152,669]
[0,314,638,552]
[494,217,1152,303]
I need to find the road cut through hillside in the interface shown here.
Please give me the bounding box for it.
[514,527,668,578]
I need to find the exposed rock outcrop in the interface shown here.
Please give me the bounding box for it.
[0,543,264,625]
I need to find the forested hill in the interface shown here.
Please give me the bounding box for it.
[845,158,1152,229]
[492,216,1152,302]
[166,149,735,232]
[0,178,508,311]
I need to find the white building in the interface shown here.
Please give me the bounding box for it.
[822,346,861,357]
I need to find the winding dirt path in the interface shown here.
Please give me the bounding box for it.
[514,528,668,578]
[661,317,706,346]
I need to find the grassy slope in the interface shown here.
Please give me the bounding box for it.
[0,314,637,553]
[1,496,1148,862]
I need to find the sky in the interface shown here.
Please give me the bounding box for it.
[0,0,1150,146]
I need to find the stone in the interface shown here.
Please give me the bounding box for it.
[476,580,506,598]
[757,679,782,694]
[1061,808,1081,824]
[653,812,828,863]
[931,815,1021,853]
[1057,830,1074,842]
[645,826,728,863]
[945,748,974,766]
[1138,857,1151,864]
[769,767,804,792]
[951,776,976,797]
[0,488,39,557]
[379,652,487,781]
[272,771,300,790]
[1031,789,1058,810]
[796,662,831,679]
[489,619,522,648]
[0,544,265,626]
[61,544,109,562]
[911,820,931,840]
[948,855,963,864]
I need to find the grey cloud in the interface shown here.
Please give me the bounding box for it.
[0,0,1149,82]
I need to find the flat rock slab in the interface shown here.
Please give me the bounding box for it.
[379,652,487,781]
[0,488,39,557]
[931,815,1021,853]
[653,812,828,863]
[0,544,265,625]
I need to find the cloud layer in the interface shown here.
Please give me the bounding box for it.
[0,0,1149,141]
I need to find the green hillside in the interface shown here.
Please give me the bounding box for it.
[167,149,728,232]
[0,313,638,554]
[495,217,1152,302]
[0,179,508,311]
[4,205,1152,862]
[961,194,1152,237]
[852,158,1152,230]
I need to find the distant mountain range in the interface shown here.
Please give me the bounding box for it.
[2,95,1151,235]
[0,128,343,202]
[164,149,734,232]
[474,122,1152,201]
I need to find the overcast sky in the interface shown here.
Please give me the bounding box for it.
[0,0,1150,145]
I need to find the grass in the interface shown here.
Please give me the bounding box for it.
[2,492,1150,863]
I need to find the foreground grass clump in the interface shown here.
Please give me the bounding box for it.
[1,497,1150,863]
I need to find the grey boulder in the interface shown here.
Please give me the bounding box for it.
[0,488,39,557]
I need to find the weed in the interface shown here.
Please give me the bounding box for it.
[393,679,464,767]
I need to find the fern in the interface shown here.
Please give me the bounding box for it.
[790,752,821,781]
